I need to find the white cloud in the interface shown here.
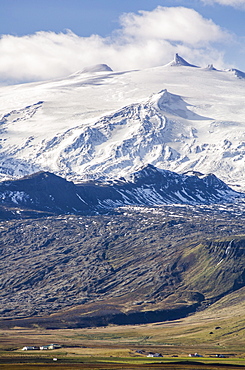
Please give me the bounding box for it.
[0,6,232,84]
[119,7,226,44]
[201,0,245,7]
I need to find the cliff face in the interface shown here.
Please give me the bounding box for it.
[177,238,245,301]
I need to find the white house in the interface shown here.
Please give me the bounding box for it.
[22,346,39,351]
[147,353,163,357]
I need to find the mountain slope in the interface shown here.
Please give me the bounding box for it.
[0,55,245,189]
[0,205,245,328]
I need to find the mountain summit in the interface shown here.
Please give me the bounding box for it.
[80,63,113,73]
[165,53,198,67]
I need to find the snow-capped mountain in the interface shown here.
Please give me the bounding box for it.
[0,55,245,190]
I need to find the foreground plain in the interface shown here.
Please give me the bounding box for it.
[1,295,245,369]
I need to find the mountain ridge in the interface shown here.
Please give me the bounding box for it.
[0,165,241,217]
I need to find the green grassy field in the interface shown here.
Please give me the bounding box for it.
[1,292,245,370]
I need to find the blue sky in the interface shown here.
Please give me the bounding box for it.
[0,0,245,84]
